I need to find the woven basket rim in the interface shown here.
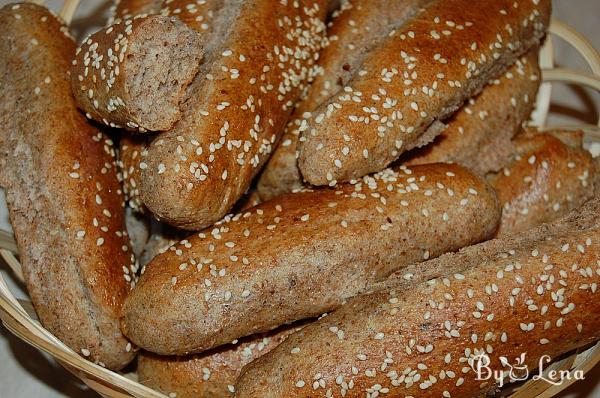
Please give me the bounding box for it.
[1,5,600,398]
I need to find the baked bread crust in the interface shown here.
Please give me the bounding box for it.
[138,324,303,398]
[71,15,204,132]
[257,0,436,200]
[237,198,600,397]
[492,131,600,236]
[0,3,136,370]
[404,52,541,175]
[297,0,551,185]
[137,0,330,230]
[122,163,500,355]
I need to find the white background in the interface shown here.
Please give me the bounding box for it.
[0,0,599,397]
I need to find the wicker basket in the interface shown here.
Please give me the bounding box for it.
[1,1,600,397]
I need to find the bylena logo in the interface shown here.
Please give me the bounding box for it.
[470,352,585,388]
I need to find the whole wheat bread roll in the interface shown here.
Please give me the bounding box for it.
[122,163,500,355]
[0,3,136,370]
[236,197,600,398]
[258,48,541,200]
[137,0,330,230]
[492,131,600,236]
[303,0,436,114]
[138,323,303,398]
[257,0,436,200]
[71,15,203,132]
[404,51,541,174]
[298,0,551,186]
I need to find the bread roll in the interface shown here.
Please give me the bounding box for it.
[0,3,136,370]
[138,324,303,398]
[492,131,600,236]
[137,0,330,230]
[404,51,541,175]
[237,198,600,397]
[71,15,203,132]
[257,0,436,200]
[111,0,161,213]
[258,49,541,201]
[298,0,551,185]
[122,163,500,355]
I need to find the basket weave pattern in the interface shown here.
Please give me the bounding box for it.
[0,3,599,397]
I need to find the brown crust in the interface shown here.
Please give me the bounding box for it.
[112,0,161,214]
[138,323,303,398]
[160,0,224,39]
[122,163,500,355]
[258,46,541,201]
[0,3,136,369]
[71,15,203,132]
[404,51,541,174]
[137,0,330,230]
[236,198,600,397]
[297,0,551,185]
[301,0,436,113]
[491,131,600,236]
[257,0,435,201]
